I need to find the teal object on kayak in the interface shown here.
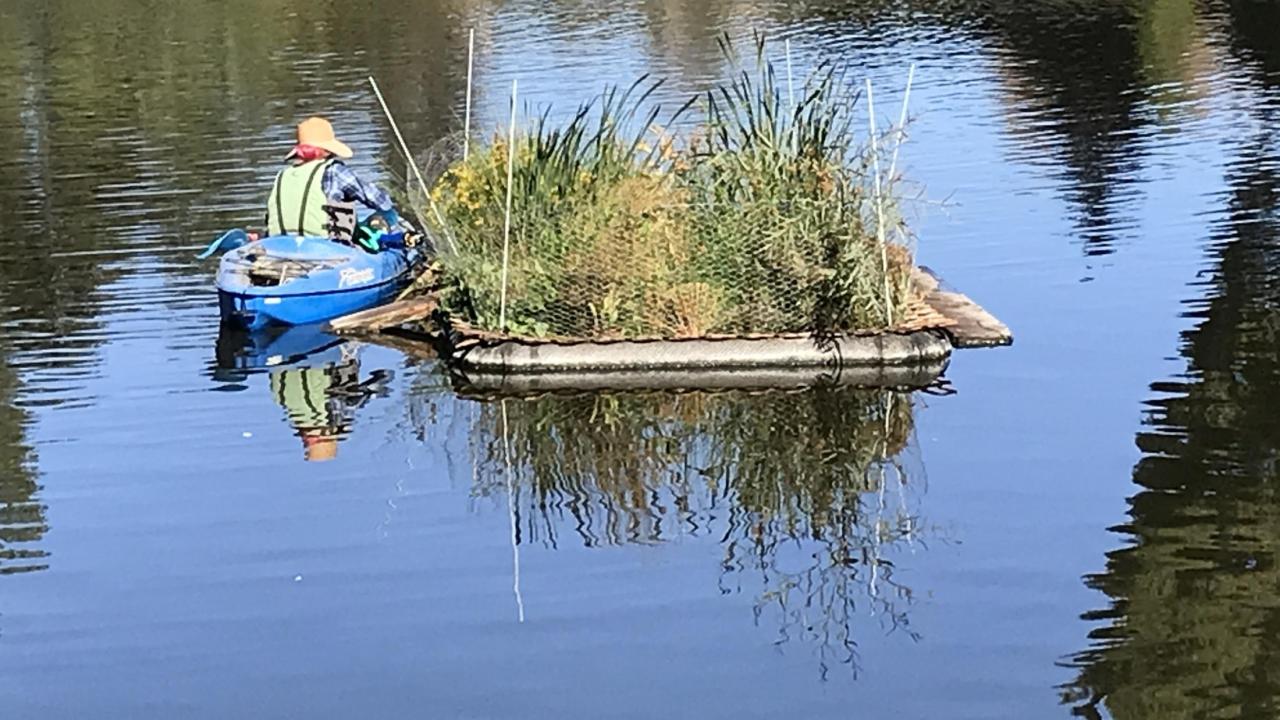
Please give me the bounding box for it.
[215,234,422,330]
[197,229,250,260]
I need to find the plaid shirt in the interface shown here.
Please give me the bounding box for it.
[322,161,394,212]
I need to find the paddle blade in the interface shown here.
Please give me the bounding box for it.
[197,229,250,260]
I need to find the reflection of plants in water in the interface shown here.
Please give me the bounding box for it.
[467,384,928,678]
[0,360,48,576]
[727,457,924,680]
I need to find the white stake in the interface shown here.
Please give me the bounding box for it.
[887,64,916,266]
[463,28,475,160]
[887,63,916,189]
[785,38,795,113]
[499,79,518,333]
[866,78,893,327]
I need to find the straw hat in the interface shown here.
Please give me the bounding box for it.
[288,116,353,159]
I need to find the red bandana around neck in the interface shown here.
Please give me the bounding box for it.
[290,144,331,162]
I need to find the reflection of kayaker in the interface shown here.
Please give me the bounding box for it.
[267,343,393,463]
[270,356,356,463]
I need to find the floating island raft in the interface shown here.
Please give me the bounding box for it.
[329,266,1009,392]
[329,39,1013,393]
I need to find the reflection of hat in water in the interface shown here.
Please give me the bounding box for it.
[301,430,339,463]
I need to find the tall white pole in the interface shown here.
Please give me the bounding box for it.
[887,63,916,187]
[866,78,893,327]
[785,38,795,113]
[463,28,475,161]
[499,79,518,333]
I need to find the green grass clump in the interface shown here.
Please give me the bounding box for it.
[424,36,914,339]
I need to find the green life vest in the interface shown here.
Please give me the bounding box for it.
[267,159,333,237]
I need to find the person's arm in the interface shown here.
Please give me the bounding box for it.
[328,162,395,213]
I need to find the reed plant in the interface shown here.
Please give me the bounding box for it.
[424,36,915,339]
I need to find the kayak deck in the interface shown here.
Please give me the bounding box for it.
[216,235,419,330]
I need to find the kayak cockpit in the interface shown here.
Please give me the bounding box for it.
[220,249,349,289]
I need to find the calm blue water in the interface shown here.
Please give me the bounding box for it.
[1,1,1278,718]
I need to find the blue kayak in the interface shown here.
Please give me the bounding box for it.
[216,235,421,330]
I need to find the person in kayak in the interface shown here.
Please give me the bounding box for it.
[266,116,396,239]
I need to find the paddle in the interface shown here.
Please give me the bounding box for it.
[196,229,251,260]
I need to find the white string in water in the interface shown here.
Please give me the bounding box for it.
[501,400,525,623]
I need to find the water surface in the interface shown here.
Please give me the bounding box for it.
[1,1,1279,718]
